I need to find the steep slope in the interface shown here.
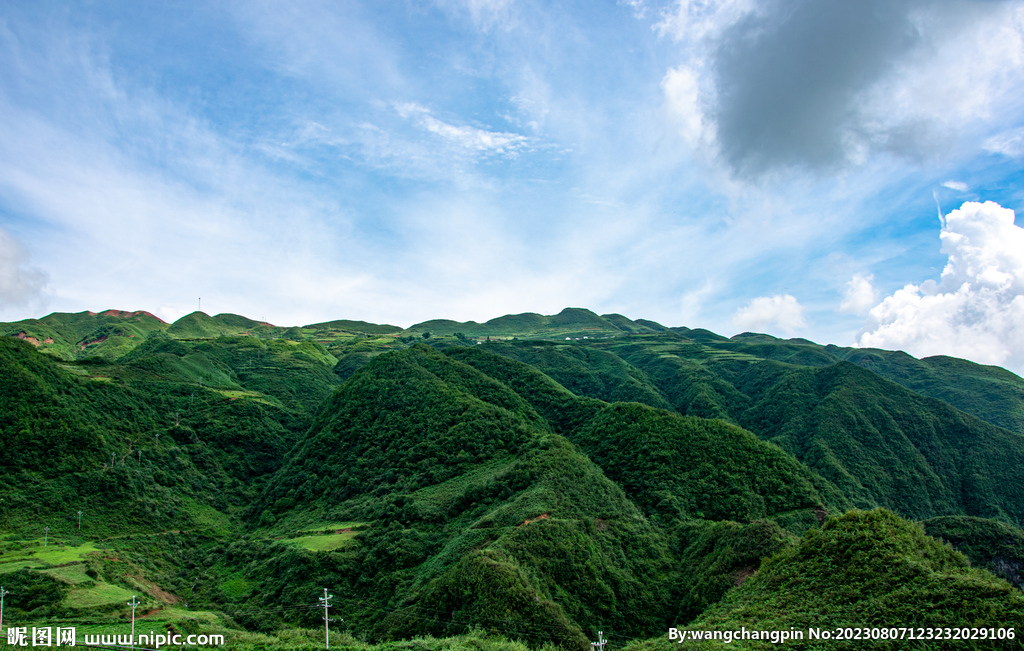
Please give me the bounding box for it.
[627,510,1024,651]
[736,361,1024,521]
[573,403,850,525]
[245,346,679,646]
[564,337,1024,523]
[0,336,307,537]
[444,347,849,529]
[613,329,1024,438]
[473,341,673,409]
[838,348,1024,435]
[923,516,1024,590]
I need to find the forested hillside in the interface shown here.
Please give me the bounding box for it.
[1,308,1022,650]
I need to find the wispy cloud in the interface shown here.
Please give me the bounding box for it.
[433,0,519,32]
[395,102,530,156]
[984,126,1024,158]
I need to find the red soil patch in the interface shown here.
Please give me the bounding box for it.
[99,309,166,323]
[15,332,41,347]
[519,513,550,527]
[79,335,109,350]
[126,573,179,604]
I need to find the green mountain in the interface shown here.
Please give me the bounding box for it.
[0,309,406,363]
[404,307,665,340]
[2,307,1023,650]
[627,509,1024,651]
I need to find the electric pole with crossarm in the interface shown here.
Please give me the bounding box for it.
[127,595,140,648]
[0,586,10,632]
[592,631,608,651]
[318,588,340,650]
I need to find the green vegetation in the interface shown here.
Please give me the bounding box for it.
[923,516,1024,590]
[32,542,101,565]
[285,531,360,552]
[626,510,1024,650]
[2,308,1024,650]
[39,563,93,584]
[64,581,137,609]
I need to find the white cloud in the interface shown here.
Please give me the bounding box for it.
[433,0,518,31]
[654,0,757,43]
[839,273,877,315]
[856,201,1024,375]
[0,227,49,312]
[984,126,1024,158]
[662,65,711,147]
[942,180,969,192]
[619,0,648,20]
[732,294,806,334]
[678,278,715,324]
[395,102,530,156]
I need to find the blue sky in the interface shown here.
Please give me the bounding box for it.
[1,0,1023,372]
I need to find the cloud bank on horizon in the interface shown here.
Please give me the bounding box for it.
[0,0,1023,374]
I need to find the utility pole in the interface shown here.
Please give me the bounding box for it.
[127,595,140,648]
[43,526,49,547]
[198,297,201,312]
[77,510,83,530]
[111,452,116,467]
[138,450,142,463]
[155,433,160,446]
[591,631,607,651]
[0,585,9,632]
[175,412,179,427]
[318,588,339,650]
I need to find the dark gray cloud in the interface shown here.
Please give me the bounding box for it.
[709,0,1000,177]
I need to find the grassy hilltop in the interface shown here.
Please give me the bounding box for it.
[1,308,1023,650]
